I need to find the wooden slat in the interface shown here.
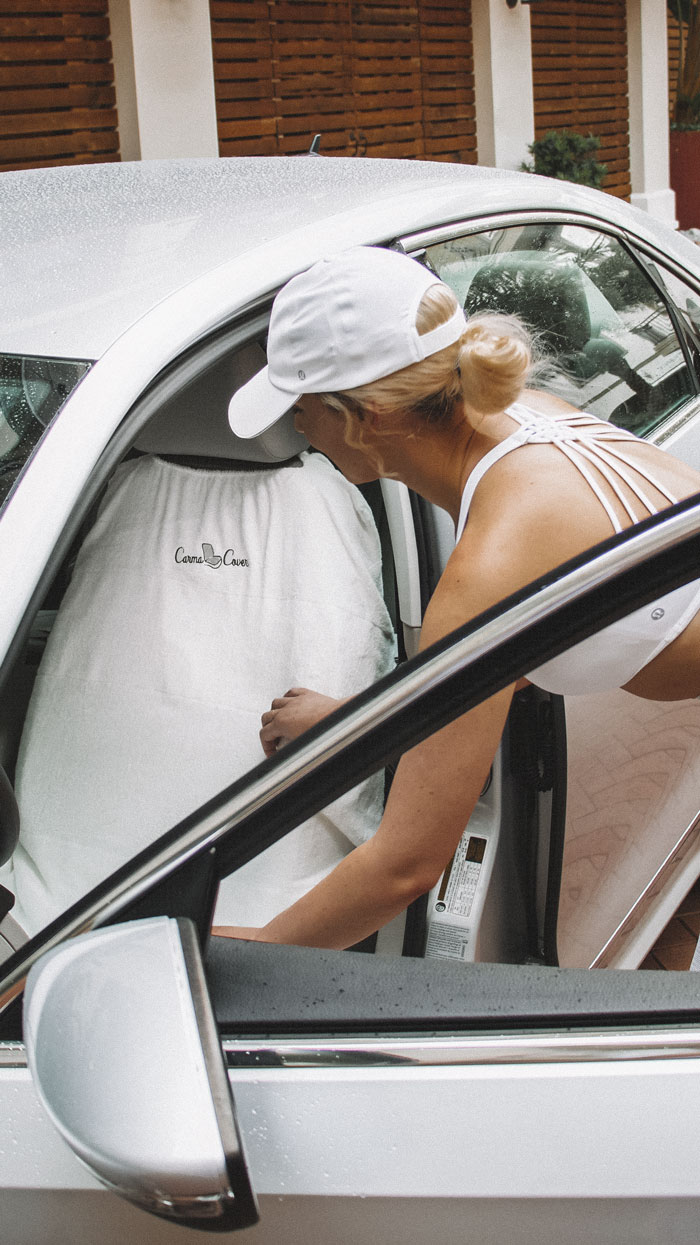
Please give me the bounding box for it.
[209,19,271,40]
[530,59,622,75]
[216,96,277,120]
[536,78,629,96]
[0,129,119,159]
[268,2,348,20]
[0,14,110,38]
[0,3,120,170]
[210,1,271,18]
[4,0,107,11]
[0,83,114,110]
[217,115,277,139]
[218,133,279,155]
[0,61,114,86]
[536,103,630,121]
[0,151,119,172]
[2,107,118,136]
[0,38,113,63]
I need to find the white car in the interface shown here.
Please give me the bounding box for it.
[3,157,700,1242]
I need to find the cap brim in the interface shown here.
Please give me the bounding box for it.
[227,364,300,439]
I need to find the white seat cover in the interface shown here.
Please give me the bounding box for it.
[7,451,396,933]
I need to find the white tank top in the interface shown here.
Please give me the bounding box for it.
[455,403,700,695]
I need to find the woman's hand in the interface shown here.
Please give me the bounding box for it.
[259,687,346,757]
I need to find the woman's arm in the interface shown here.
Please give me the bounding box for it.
[250,681,514,948]
[225,544,517,949]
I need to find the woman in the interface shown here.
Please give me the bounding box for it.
[225,245,700,949]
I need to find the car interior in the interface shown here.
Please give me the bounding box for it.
[0,329,565,970]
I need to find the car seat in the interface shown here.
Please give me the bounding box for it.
[2,344,398,938]
[464,253,628,384]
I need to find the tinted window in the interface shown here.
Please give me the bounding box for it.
[0,355,91,514]
[424,223,697,437]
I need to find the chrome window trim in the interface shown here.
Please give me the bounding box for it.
[648,395,700,447]
[4,496,700,1014]
[400,210,639,255]
[592,808,700,969]
[401,212,700,304]
[0,1041,25,1068]
[631,236,700,302]
[4,1025,700,1071]
[221,1028,700,1068]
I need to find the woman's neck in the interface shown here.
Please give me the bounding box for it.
[388,414,502,524]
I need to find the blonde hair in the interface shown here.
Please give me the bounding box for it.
[321,282,532,431]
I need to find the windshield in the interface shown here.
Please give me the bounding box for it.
[0,354,92,514]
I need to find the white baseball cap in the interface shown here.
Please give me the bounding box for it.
[227,246,467,439]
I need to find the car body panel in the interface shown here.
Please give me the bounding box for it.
[3,1048,700,1244]
[4,158,700,361]
[0,159,541,360]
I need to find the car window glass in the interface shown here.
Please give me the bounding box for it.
[0,355,91,515]
[424,224,697,437]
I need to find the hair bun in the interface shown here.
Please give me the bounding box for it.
[457,313,531,418]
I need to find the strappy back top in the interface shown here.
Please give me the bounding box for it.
[455,402,700,695]
[456,402,679,542]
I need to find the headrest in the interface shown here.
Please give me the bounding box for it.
[135,343,308,463]
[465,255,591,355]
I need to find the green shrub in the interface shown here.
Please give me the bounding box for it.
[521,129,607,189]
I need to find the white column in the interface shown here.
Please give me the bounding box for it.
[626,0,677,225]
[472,0,535,171]
[109,0,219,161]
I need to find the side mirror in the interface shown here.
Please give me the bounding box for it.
[24,917,258,1232]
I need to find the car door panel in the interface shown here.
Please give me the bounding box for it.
[8,932,700,1241]
[5,514,700,1240]
[6,1004,700,1242]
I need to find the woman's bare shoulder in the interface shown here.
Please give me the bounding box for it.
[519,387,583,417]
[425,498,554,640]
[440,447,611,624]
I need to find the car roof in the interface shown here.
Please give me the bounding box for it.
[2,156,696,360]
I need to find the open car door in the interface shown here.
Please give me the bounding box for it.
[3,496,700,1242]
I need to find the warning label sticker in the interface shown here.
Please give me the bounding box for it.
[436,834,486,920]
[425,923,471,961]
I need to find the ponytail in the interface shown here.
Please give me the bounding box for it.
[456,313,532,421]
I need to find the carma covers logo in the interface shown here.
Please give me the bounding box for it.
[175,542,249,569]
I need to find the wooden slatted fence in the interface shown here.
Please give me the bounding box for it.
[530,0,631,199]
[0,0,119,173]
[210,0,476,163]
